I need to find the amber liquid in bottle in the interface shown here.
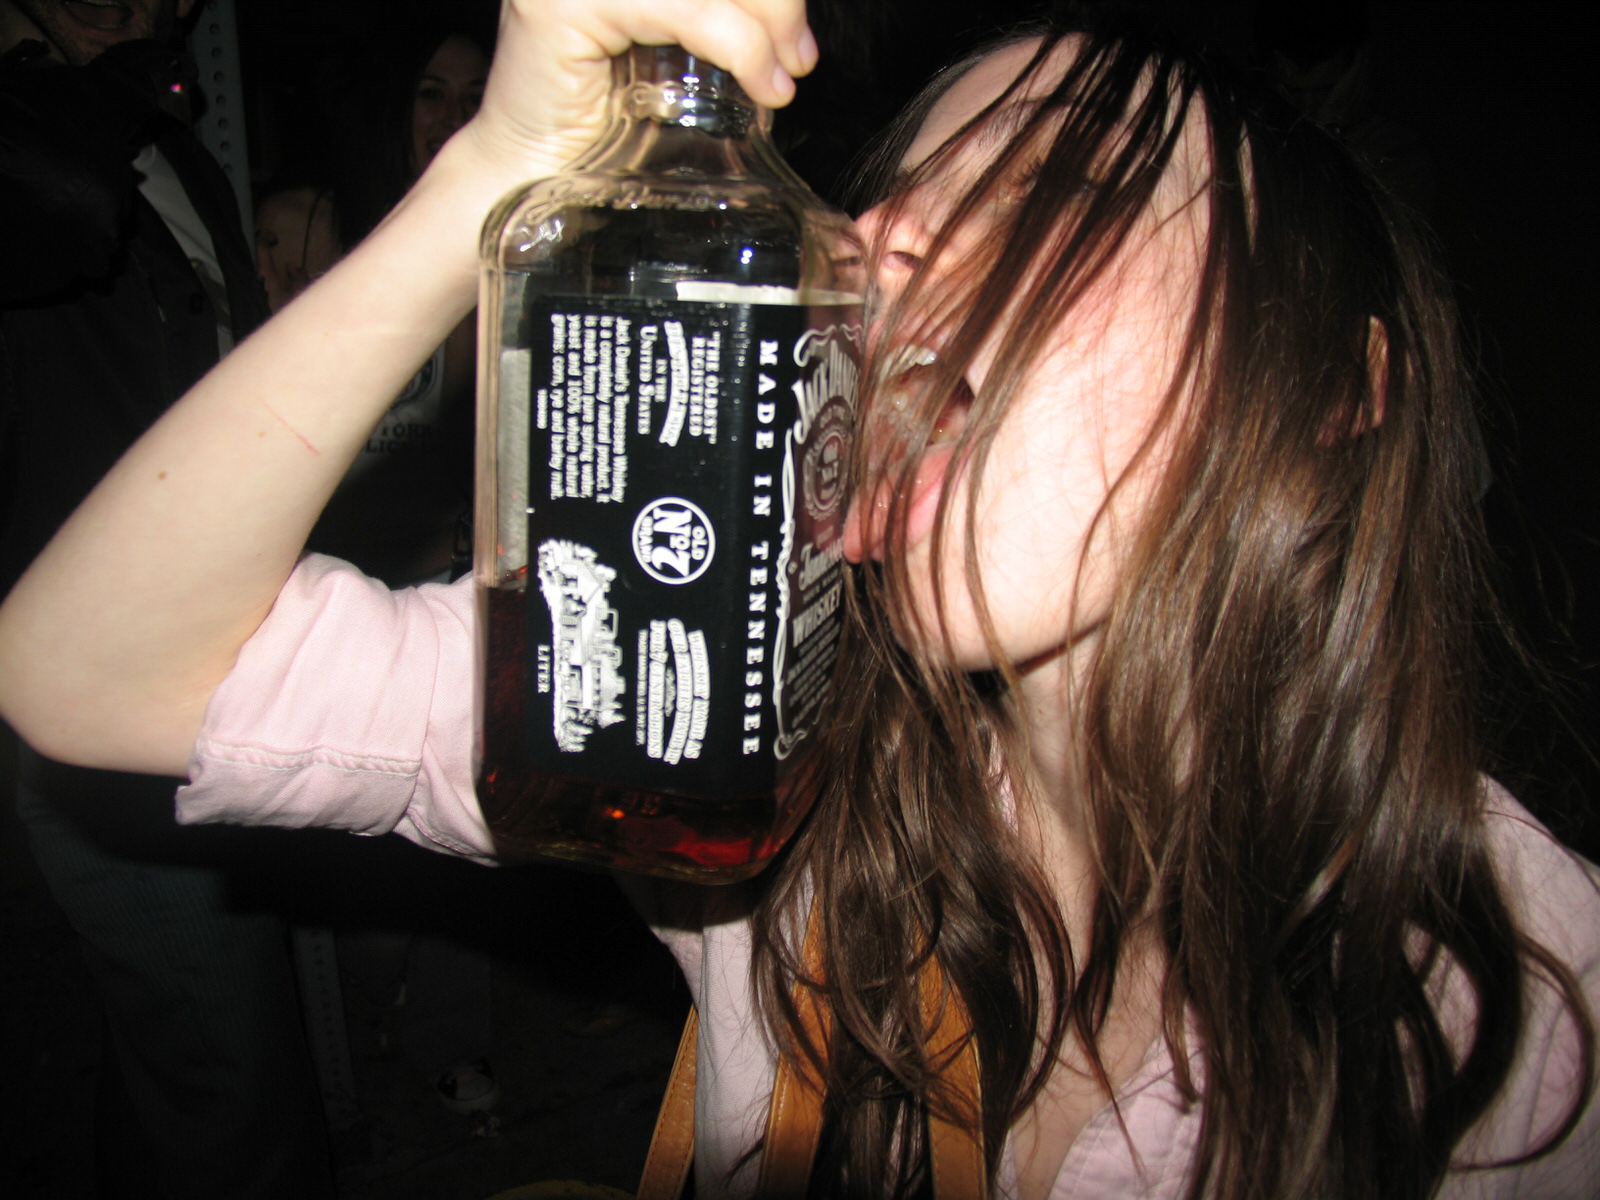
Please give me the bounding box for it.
[479,587,810,878]
[475,48,861,883]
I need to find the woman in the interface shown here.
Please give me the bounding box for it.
[0,2,1593,1197]
[326,17,496,250]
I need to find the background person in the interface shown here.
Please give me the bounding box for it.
[0,0,333,1195]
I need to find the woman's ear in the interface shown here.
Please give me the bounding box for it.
[1320,315,1388,444]
[1359,314,1389,434]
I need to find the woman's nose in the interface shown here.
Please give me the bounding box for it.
[857,199,929,299]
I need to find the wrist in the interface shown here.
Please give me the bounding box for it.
[357,136,514,312]
[437,116,585,213]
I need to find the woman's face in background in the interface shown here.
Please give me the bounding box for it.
[254,186,340,314]
[848,39,1210,681]
[409,33,489,176]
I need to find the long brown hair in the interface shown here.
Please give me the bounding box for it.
[749,17,1594,1198]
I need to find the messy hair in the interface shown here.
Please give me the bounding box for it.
[750,17,1594,1199]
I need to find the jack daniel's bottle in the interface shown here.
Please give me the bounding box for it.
[475,46,862,882]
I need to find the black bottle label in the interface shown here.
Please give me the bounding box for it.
[511,294,858,801]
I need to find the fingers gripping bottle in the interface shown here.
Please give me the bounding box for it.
[476,46,862,882]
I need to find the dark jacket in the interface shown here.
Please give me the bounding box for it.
[0,39,268,592]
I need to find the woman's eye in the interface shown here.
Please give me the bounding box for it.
[992,159,1046,208]
[1004,158,1098,203]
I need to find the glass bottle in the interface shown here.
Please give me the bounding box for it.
[475,46,862,882]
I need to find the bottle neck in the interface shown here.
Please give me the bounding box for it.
[621,45,763,140]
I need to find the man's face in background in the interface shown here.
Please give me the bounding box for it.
[0,0,196,65]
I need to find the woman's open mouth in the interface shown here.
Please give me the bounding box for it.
[843,345,975,563]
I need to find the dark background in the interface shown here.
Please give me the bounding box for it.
[4,1,1596,1197]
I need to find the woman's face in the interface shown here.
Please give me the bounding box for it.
[410,34,490,176]
[847,39,1208,679]
[254,187,340,314]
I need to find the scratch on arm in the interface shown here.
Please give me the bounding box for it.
[259,401,322,455]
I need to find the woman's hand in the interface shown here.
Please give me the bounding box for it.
[454,0,817,190]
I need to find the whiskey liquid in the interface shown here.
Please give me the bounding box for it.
[477,584,807,882]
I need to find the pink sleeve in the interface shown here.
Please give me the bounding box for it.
[1447,788,1600,1198]
[176,554,494,863]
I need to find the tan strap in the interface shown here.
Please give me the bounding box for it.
[922,961,989,1200]
[634,1007,699,1200]
[754,905,831,1196]
[635,907,987,1199]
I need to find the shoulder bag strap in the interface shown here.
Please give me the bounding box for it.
[753,904,831,1197]
[635,1006,699,1200]
[633,910,828,1200]
[922,960,989,1200]
[635,909,987,1199]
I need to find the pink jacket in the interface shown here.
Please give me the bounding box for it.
[180,555,1600,1198]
